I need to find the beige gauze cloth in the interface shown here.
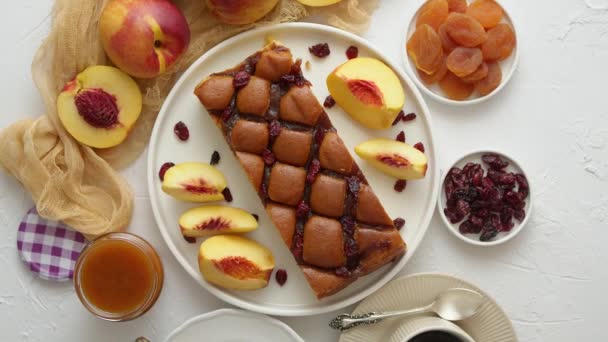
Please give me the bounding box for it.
[0,0,378,239]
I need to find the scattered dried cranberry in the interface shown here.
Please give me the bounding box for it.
[347,176,360,195]
[233,71,251,89]
[291,233,304,258]
[324,95,336,108]
[394,180,407,192]
[346,45,359,59]
[414,142,425,153]
[183,236,197,244]
[344,239,358,257]
[306,159,321,184]
[296,201,311,218]
[403,113,417,122]
[393,218,406,230]
[396,131,406,142]
[269,120,282,139]
[174,121,190,141]
[159,162,175,181]
[314,129,326,145]
[252,214,259,221]
[210,151,220,165]
[222,188,233,202]
[392,111,405,126]
[309,43,330,57]
[341,216,355,235]
[275,269,288,286]
[262,149,276,166]
[221,106,233,122]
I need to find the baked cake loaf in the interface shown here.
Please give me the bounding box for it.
[194,42,406,299]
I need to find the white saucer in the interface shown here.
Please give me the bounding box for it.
[165,308,304,342]
[338,273,517,342]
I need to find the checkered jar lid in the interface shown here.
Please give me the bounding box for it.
[17,208,88,281]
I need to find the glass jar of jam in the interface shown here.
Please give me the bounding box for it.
[74,232,163,321]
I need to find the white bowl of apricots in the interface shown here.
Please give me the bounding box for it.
[403,0,518,105]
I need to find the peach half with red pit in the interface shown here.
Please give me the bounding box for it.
[355,139,428,180]
[179,205,258,238]
[162,162,227,202]
[326,57,405,129]
[198,235,275,290]
[57,65,142,149]
[99,0,191,79]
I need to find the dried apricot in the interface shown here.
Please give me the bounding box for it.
[407,24,444,75]
[417,0,449,32]
[447,47,483,77]
[448,0,468,13]
[445,13,488,47]
[461,62,488,83]
[467,0,504,29]
[418,55,448,85]
[475,62,502,96]
[438,24,459,53]
[481,23,516,61]
[440,72,475,100]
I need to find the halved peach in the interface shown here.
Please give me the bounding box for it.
[327,58,405,129]
[162,162,227,202]
[179,206,258,237]
[57,66,142,148]
[355,139,428,180]
[198,235,275,290]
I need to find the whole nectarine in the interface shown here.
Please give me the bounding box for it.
[206,0,279,25]
[100,0,191,78]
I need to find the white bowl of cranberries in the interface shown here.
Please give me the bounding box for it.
[437,150,531,246]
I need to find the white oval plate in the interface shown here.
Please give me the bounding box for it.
[147,23,439,316]
[437,150,532,246]
[164,309,304,342]
[339,273,517,342]
[402,0,520,105]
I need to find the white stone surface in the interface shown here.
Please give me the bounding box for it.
[0,0,606,341]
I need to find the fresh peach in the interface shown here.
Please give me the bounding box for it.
[57,66,142,149]
[295,0,342,6]
[179,206,258,237]
[99,0,191,78]
[206,0,279,25]
[198,235,275,290]
[355,139,428,180]
[327,58,405,129]
[162,162,227,202]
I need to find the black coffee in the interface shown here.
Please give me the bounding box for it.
[409,331,463,342]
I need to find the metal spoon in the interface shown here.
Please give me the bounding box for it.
[329,288,484,332]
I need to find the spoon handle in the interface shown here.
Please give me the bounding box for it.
[329,304,434,332]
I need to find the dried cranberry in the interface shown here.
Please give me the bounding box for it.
[444,208,464,224]
[514,209,526,221]
[233,71,251,89]
[210,151,220,165]
[323,95,336,108]
[252,214,259,221]
[309,43,330,57]
[414,142,425,153]
[222,188,233,202]
[403,113,417,122]
[347,177,360,195]
[335,267,351,278]
[393,218,406,230]
[183,236,197,244]
[280,74,296,89]
[269,120,282,139]
[314,129,326,145]
[516,173,529,198]
[498,172,516,186]
[471,169,483,186]
[500,207,514,223]
[482,153,509,170]
[291,233,304,258]
[459,220,473,234]
[159,162,175,181]
[480,229,499,242]
[221,106,233,122]
[392,111,405,126]
[396,131,406,142]
[444,179,455,199]
[306,159,321,184]
[262,149,276,166]
[275,269,288,286]
[455,200,471,216]
[346,45,359,59]
[470,215,483,229]
[504,191,522,207]
[341,217,355,235]
[174,121,190,141]
[296,201,311,218]
[260,183,268,198]
[394,180,407,192]
[500,221,514,232]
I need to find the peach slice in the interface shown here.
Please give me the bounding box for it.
[162,162,227,202]
[327,58,405,129]
[179,206,258,237]
[198,235,275,290]
[295,0,342,6]
[355,139,428,180]
[57,66,142,149]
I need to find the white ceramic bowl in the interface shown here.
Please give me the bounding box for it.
[402,0,519,105]
[388,316,475,342]
[437,150,532,247]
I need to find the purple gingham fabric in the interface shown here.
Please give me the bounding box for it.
[16,208,87,281]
